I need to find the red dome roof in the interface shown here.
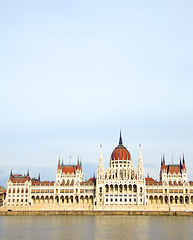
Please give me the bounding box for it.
[110,132,131,160]
[111,145,131,160]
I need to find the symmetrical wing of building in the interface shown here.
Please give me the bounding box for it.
[3,133,193,211]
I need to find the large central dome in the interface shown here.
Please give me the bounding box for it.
[111,132,131,160]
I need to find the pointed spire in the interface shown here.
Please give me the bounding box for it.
[182,154,186,170]
[161,157,163,169]
[138,144,143,168]
[77,155,80,165]
[147,173,150,178]
[138,144,143,167]
[27,169,29,177]
[163,154,165,164]
[10,169,12,177]
[180,157,182,168]
[119,130,123,145]
[100,145,103,159]
[78,157,82,171]
[162,154,166,170]
[139,144,142,160]
[97,145,105,181]
[62,158,64,166]
[58,156,61,169]
[138,144,144,180]
[38,173,40,181]
[98,145,104,170]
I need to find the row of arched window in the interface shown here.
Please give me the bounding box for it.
[8,188,28,194]
[31,195,94,205]
[148,195,193,204]
[104,184,142,193]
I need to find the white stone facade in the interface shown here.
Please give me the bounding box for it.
[3,134,193,211]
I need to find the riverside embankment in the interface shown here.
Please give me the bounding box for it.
[1,210,193,216]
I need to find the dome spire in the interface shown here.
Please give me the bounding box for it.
[119,130,123,145]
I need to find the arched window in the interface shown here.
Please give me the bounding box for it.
[105,185,109,193]
[133,185,137,193]
[120,170,123,179]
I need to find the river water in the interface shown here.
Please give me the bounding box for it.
[0,215,193,240]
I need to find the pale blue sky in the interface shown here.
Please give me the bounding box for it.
[0,1,193,186]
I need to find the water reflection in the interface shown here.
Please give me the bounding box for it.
[0,215,193,240]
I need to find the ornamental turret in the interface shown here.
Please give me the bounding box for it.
[137,145,145,182]
[96,145,105,205]
[181,155,187,183]
[97,145,105,182]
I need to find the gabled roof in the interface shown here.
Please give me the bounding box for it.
[31,180,54,186]
[145,177,156,184]
[161,156,186,173]
[87,178,96,183]
[58,163,82,174]
[167,165,181,174]
[10,174,30,183]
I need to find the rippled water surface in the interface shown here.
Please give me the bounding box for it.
[0,215,193,240]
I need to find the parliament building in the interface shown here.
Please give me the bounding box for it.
[3,133,193,211]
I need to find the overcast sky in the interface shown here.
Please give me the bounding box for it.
[0,1,193,187]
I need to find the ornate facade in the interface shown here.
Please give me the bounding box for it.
[0,186,6,206]
[3,133,193,211]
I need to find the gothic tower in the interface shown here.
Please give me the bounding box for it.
[96,145,105,205]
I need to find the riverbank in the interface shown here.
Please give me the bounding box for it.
[1,210,193,216]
